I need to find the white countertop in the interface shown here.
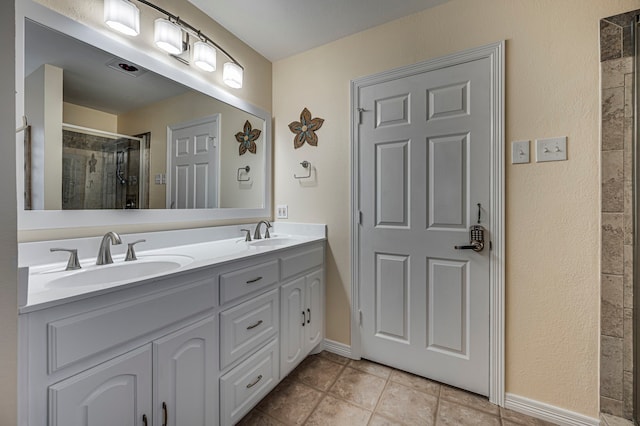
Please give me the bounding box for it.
[19,222,326,313]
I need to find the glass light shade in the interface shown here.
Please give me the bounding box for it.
[104,0,140,36]
[223,62,243,89]
[154,19,183,55]
[193,41,217,72]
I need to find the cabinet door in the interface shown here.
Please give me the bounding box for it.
[305,269,324,352]
[154,316,217,426]
[280,277,306,378]
[48,345,152,426]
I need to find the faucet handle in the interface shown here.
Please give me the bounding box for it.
[265,223,272,239]
[50,248,81,271]
[125,239,146,261]
[240,229,252,242]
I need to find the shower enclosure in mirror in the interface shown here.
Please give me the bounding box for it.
[16,0,272,230]
[60,126,148,210]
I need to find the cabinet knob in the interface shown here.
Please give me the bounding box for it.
[307,308,311,324]
[302,311,306,326]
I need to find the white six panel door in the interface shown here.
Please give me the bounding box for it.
[167,116,219,209]
[359,56,492,395]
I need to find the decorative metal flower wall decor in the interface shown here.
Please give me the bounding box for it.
[235,120,261,155]
[288,108,324,149]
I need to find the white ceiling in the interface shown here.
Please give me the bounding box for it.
[188,0,451,62]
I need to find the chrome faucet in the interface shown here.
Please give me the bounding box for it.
[96,231,122,265]
[253,220,272,240]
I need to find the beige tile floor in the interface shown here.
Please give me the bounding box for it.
[237,351,557,426]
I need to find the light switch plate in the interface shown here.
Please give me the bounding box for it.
[512,140,530,164]
[536,137,567,162]
[276,204,288,219]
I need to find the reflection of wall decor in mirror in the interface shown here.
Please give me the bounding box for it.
[17,1,271,231]
[235,120,261,155]
[288,108,325,149]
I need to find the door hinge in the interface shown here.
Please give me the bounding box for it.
[357,107,366,125]
[359,310,363,326]
[490,241,493,250]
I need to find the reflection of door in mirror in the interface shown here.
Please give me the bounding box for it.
[58,126,149,209]
[167,115,220,209]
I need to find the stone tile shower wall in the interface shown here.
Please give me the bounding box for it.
[601,10,638,419]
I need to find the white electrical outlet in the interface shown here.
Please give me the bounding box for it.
[276,204,288,219]
[536,137,567,162]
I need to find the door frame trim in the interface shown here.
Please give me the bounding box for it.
[349,41,505,405]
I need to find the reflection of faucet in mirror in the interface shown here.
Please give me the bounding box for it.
[253,220,272,240]
[96,231,122,265]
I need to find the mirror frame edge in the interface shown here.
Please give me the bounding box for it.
[15,0,272,232]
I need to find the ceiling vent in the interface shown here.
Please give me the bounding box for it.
[106,58,147,77]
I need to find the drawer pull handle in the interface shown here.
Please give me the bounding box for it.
[246,374,263,388]
[247,320,263,330]
[162,402,168,426]
[246,276,263,284]
[142,414,148,426]
[307,308,311,324]
[302,311,306,326]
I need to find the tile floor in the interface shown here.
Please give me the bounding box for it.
[601,413,634,426]
[238,351,556,426]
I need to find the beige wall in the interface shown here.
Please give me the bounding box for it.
[272,0,640,417]
[63,102,118,133]
[118,90,265,209]
[1,0,18,423]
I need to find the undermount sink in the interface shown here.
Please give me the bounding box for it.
[45,255,194,288]
[250,238,301,247]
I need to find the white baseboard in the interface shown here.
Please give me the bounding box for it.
[323,339,354,359]
[505,393,600,426]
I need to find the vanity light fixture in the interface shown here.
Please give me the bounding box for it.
[104,0,140,36]
[223,62,243,89]
[103,0,244,88]
[154,18,183,55]
[193,40,217,72]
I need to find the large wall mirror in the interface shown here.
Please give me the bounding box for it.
[16,1,272,231]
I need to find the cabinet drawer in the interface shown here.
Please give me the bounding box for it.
[219,259,278,305]
[220,288,279,369]
[220,339,279,426]
[280,246,324,280]
[47,279,215,373]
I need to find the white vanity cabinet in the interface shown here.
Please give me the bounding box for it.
[48,344,152,426]
[279,247,325,378]
[153,316,217,426]
[20,239,325,426]
[48,316,216,426]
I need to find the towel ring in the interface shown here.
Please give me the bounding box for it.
[294,161,311,179]
[237,166,250,182]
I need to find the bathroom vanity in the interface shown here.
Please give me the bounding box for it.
[19,224,326,426]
